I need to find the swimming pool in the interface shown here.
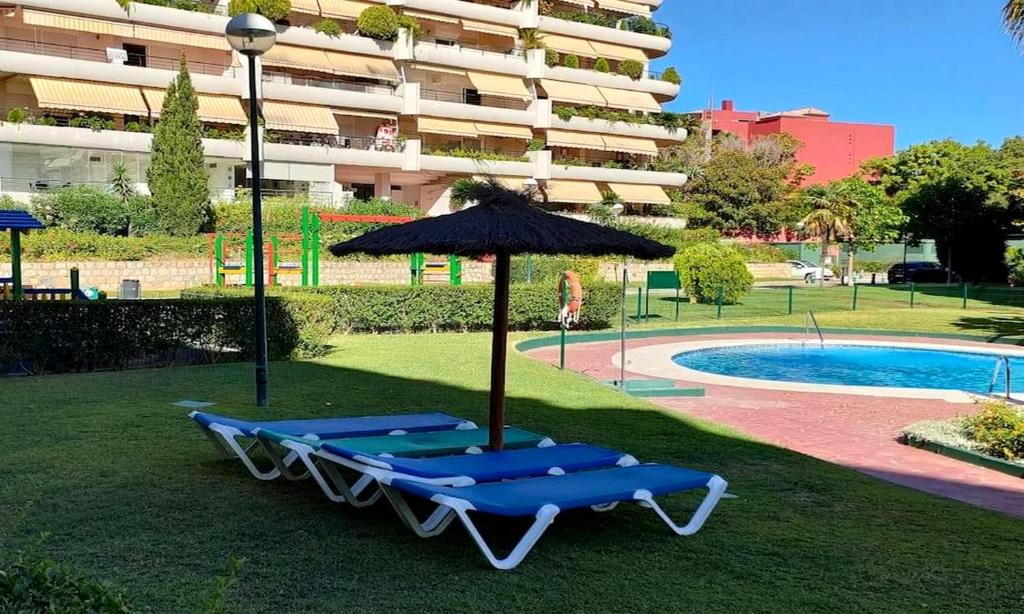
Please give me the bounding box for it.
[672,344,1021,394]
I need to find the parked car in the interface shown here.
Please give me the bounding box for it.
[887,261,958,284]
[788,260,835,282]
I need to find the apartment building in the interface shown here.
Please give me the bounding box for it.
[0,0,685,217]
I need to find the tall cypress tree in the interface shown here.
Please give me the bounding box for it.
[148,56,211,236]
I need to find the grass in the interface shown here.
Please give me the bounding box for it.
[2,320,1024,612]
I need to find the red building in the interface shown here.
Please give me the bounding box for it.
[696,100,895,185]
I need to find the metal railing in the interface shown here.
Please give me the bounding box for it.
[419,88,530,110]
[416,38,525,59]
[805,311,824,348]
[989,356,1012,399]
[0,37,236,77]
[269,132,404,152]
[262,71,396,95]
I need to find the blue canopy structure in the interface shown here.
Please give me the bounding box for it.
[0,209,44,300]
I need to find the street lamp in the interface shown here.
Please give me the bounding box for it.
[226,13,276,407]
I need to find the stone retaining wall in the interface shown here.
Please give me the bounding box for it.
[746,263,792,279]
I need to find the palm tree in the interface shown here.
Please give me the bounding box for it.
[1005,1,1024,46]
[799,184,859,287]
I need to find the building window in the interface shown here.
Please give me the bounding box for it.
[123,44,147,68]
[464,88,482,106]
[351,183,374,200]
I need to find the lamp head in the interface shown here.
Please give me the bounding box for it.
[225,13,277,56]
[611,203,625,217]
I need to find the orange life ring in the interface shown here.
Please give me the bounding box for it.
[558,270,583,325]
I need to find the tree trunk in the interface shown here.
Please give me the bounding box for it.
[819,238,828,289]
[847,245,855,286]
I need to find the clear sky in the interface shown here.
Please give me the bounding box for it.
[653,0,1024,150]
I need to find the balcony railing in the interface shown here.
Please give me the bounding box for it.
[419,88,530,110]
[0,37,236,77]
[268,131,404,152]
[416,38,525,60]
[262,71,396,96]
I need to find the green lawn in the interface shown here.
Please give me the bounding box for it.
[2,319,1023,612]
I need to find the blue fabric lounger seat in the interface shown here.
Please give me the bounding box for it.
[190,411,475,481]
[385,464,728,570]
[254,427,554,506]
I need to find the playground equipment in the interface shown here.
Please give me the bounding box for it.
[410,252,462,286]
[0,209,92,301]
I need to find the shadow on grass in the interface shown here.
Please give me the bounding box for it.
[953,315,1024,342]
[1,355,1024,611]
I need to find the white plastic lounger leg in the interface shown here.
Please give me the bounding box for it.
[316,458,383,507]
[257,439,311,481]
[379,485,457,538]
[634,475,728,537]
[438,497,561,571]
[207,424,284,481]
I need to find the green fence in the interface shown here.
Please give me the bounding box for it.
[633,283,1024,323]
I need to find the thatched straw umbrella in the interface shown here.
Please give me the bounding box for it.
[330,180,674,450]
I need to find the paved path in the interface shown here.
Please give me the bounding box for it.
[524,332,1024,518]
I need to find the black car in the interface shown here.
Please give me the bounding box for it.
[888,261,958,284]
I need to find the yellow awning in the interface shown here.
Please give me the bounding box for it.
[261,101,338,134]
[473,176,532,190]
[411,64,468,77]
[543,180,603,204]
[602,135,660,156]
[560,0,595,6]
[291,0,322,14]
[404,10,460,24]
[319,0,374,19]
[333,108,396,120]
[30,77,148,115]
[460,19,517,38]
[539,80,605,106]
[133,25,231,50]
[598,87,662,112]
[546,129,606,151]
[325,51,400,81]
[23,10,134,37]
[588,41,649,63]
[262,45,334,74]
[142,89,247,125]
[417,117,478,138]
[465,71,532,100]
[605,183,672,205]
[541,34,596,58]
[595,0,651,16]
[476,122,534,140]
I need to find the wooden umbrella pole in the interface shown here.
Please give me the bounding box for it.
[489,251,511,451]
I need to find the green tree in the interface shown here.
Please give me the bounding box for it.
[661,66,681,85]
[228,0,291,21]
[108,160,136,204]
[147,57,211,236]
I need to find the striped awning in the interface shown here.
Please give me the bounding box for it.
[595,0,651,16]
[417,117,478,138]
[546,129,606,151]
[461,19,517,38]
[588,41,649,63]
[598,87,662,112]
[325,51,400,80]
[261,101,339,134]
[404,10,460,24]
[143,89,247,125]
[132,25,231,51]
[262,45,334,74]
[319,0,375,19]
[29,77,148,115]
[466,71,532,100]
[602,135,660,156]
[23,9,133,37]
[291,0,322,14]
[539,80,605,106]
[542,180,603,204]
[605,183,672,205]
[475,122,534,140]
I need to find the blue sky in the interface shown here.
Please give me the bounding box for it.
[653,0,1024,150]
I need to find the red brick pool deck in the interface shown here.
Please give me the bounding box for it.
[523,332,1024,518]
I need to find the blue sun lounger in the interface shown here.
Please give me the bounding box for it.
[254,426,554,505]
[190,411,475,480]
[385,464,728,570]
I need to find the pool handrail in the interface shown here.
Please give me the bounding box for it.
[988,356,1012,399]
[805,311,825,349]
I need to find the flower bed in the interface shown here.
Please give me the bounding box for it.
[900,401,1024,478]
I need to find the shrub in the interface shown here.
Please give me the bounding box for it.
[545,48,560,67]
[0,228,205,262]
[1007,246,1024,285]
[228,0,291,21]
[621,16,671,38]
[397,15,421,38]
[511,256,601,284]
[618,59,644,79]
[527,137,546,151]
[5,107,28,124]
[68,115,115,131]
[30,185,127,235]
[961,402,1024,461]
[0,553,133,613]
[661,66,681,85]
[856,260,894,273]
[563,54,580,69]
[357,5,400,40]
[593,57,610,73]
[674,242,753,304]
[312,18,342,37]
[124,120,152,133]
[732,242,788,263]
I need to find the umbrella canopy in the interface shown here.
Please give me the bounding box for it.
[330,180,675,450]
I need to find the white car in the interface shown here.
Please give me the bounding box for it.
[788,260,835,282]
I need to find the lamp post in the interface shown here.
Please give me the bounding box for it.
[226,13,277,407]
[610,202,627,390]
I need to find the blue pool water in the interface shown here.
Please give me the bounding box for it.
[672,344,1022,393]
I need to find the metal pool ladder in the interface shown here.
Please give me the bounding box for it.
[988,356,1012,400]
[804,310,825,349]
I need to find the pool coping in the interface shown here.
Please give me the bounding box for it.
[612,338,1024,403]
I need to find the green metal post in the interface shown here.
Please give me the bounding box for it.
[559,325,566,370]
[450,254,462,286]
[645,287,650,322]
[312,214,320,287]
[716,285,724,319]
[10,229,22,300]
[962,283,968,309]
[410,252,424,286]
[69,267,80,299]
[852,282,859,311]
[675,285,680,321]
[300,206,309,287]
[910,282,916,309]
[787,286,794,315]
[270,235,280,287]
[635,286,642,320]
[213,234,224,287]
[244,229,254,287]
